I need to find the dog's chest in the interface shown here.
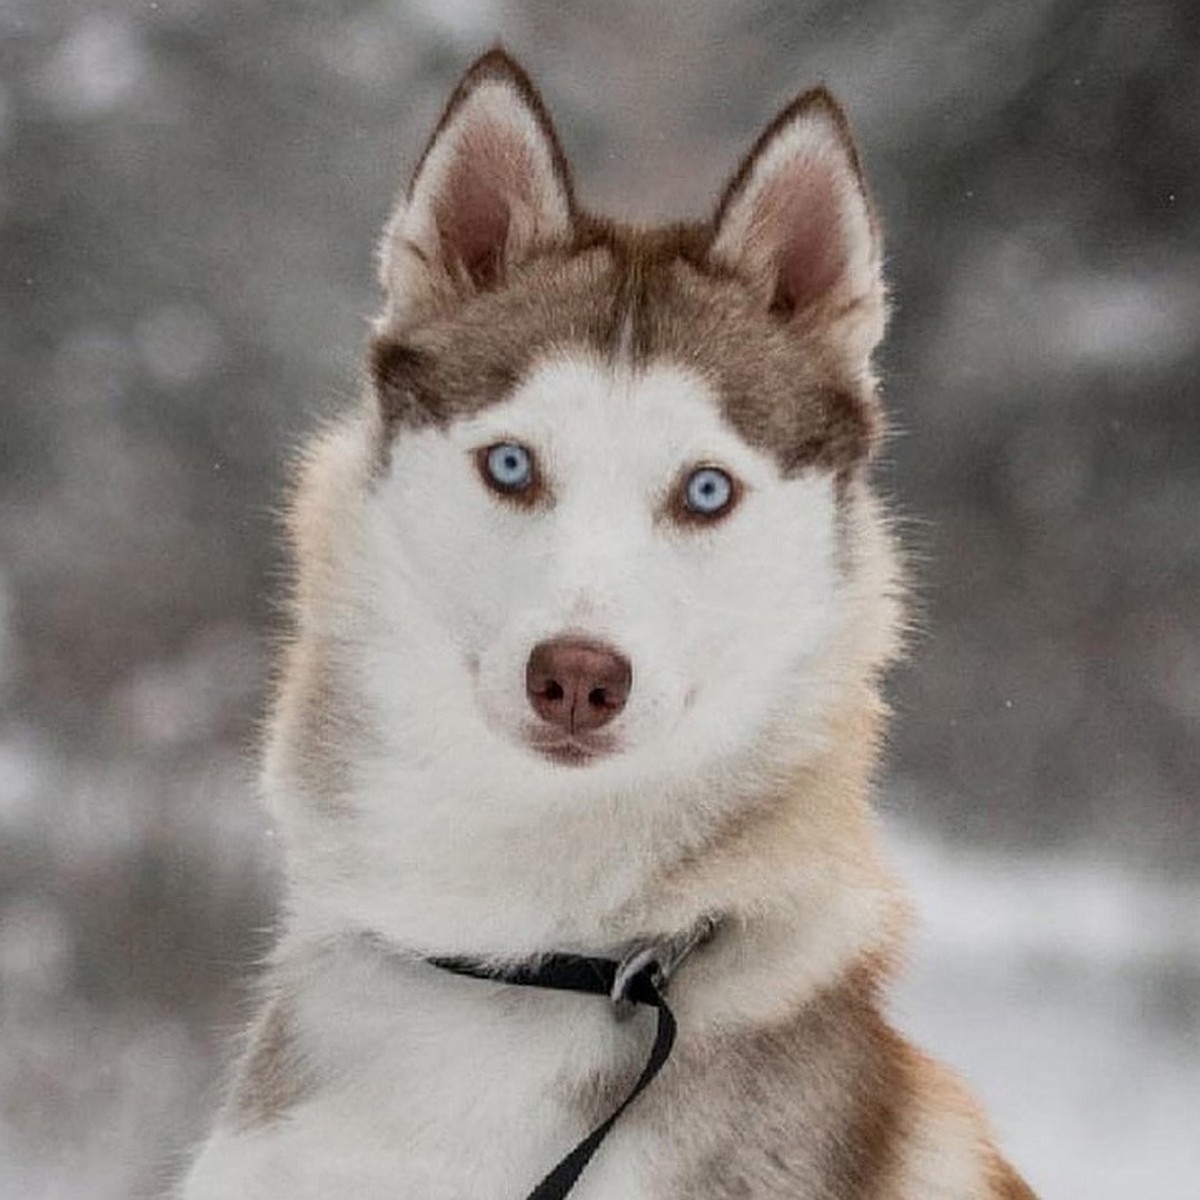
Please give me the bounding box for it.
[200,963,666,1200]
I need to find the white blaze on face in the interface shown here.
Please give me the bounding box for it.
[368,353,843,778]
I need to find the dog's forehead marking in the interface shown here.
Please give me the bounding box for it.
[372,233,876,477]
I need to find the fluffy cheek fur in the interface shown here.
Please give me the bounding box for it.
[355,356,845,792]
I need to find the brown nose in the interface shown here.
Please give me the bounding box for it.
[526,638,632,734]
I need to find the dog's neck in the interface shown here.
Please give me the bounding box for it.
[274,681,901,1030]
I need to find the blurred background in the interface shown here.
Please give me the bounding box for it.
[1,1,1197,1196]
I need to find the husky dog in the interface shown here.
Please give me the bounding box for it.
[180,49,1036,1200]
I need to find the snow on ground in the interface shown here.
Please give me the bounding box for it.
[887,826,1200,1200]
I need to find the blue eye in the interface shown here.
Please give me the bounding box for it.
[684,466,735,517]
[483,442,534,493]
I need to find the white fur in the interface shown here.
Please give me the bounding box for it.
[184,939,660,1200]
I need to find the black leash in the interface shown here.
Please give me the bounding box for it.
[429,920,714,1200]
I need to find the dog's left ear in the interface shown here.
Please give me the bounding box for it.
[710,89,885,364]
[378,49,576,327]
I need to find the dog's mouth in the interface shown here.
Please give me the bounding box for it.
[525,729,618,767]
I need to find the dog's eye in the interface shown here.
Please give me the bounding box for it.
[682,466,736,519]
[479,442,536,497]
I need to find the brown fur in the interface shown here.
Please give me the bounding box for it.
[373,51,880,474]
[654,964,907,1200]
[371,226,878,476]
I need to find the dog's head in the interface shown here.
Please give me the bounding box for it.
[275,52,898,830]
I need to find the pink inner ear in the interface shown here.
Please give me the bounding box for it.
[434,121,536,289]
[758,156,849,317]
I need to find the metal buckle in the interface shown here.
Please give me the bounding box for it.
[610,915,717,1019]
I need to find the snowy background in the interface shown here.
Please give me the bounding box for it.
[1,1,1198,1197]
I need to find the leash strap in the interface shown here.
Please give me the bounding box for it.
[428,952,677,1200]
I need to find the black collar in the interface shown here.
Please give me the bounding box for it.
[423,916,719,1200]
[428,914,718,1012]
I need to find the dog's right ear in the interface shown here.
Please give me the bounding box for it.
[378,50,576,327]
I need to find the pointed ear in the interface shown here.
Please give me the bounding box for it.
[378,50,576,326]
[710,88,885,362]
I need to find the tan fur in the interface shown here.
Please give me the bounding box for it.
[264,418,375,813]
[226,998,313,1132]
[611,687,902,974]
[987,1158,1041,1200]
[269,635,360,813]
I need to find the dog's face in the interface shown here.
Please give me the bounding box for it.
[376,350,846,775]
[284,52,892,828]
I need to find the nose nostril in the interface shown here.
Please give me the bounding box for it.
[544,680,564,702]
[588,687,608,708]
